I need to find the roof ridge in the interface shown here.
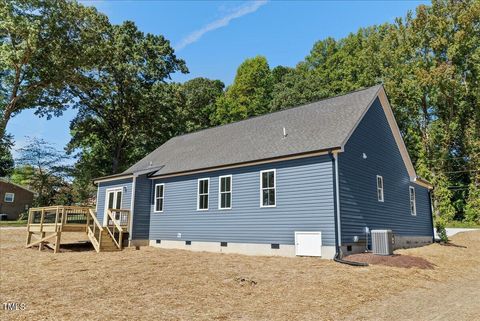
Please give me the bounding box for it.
[121,83,383,175]
[170,84,383,140]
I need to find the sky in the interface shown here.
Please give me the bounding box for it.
[8,0,427,158]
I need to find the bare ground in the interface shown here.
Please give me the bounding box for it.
[1,228,479,321]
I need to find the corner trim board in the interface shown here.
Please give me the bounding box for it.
[129,176,136,240]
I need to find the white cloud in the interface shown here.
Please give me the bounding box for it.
[175,0,268,51]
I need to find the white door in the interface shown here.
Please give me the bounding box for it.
[295,231,322,257]
[104,188,123,225]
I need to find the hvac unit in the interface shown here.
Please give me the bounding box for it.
[371,229,394,255]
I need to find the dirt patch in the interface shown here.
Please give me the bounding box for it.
[1,229,479,321]
[344,252,435,269]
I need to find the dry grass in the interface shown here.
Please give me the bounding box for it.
[1,228,479,321]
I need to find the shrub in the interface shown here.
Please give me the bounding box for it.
[435,218,448,243]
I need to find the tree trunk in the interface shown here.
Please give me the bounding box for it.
[0,106,13,140]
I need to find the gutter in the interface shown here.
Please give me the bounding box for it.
[93,173,134,184]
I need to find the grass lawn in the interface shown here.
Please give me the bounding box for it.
[1,229,479,321]
[446,220,480,228]
[0,219,27,227]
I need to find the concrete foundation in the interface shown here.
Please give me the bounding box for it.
[129,239,149,247]
[149,239,336,259]
[393,235,432,250]
[341,235,433,255]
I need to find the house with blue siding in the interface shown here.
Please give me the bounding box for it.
[94,85,434,259]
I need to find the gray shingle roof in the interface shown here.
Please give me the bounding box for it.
[126,85,382,177]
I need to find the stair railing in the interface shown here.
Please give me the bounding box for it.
[87,209,103,252]
[106,209,126,250]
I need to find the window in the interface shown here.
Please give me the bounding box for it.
[376,175,384,202]
[218,175,232,209]
[154,183,164,212]
[4,193,14,203]
[260,169,276,207]
[409,186,417,216]
[197,178,209,210]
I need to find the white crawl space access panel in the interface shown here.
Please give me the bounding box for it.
[295,231,322,256]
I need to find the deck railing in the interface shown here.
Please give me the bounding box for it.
[28,206,91,233]
[26,205,130,253]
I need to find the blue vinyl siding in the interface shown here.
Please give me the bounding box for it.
[338,98,433,244]
[131,175,151,240]
[96,178,133,224]
[149,155,336,246]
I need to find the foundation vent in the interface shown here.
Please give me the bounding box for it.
[271,244,280,249]
[185,241,191,245]
[220,242,228,247]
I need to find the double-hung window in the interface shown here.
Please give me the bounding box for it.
[4,193,14,203]
[409,186,416,216]
[197,178,209,210]
[260,169,276,207]
[376,175,384,202]
[218,175,232,209]
[154,183,164,212]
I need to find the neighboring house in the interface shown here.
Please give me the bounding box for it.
[0,178,35,220]
[94,85,434,259]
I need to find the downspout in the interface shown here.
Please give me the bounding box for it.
[333,151,342,249]
[95,182,100,213]
[331,151,368,266]
[428,187,435,243]
[128,175,136,245]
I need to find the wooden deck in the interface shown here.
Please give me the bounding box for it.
[26,206,130,253]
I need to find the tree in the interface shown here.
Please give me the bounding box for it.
[0,0,108,140]
[213,56,273,124]
[15,138,72,206]
[269,0,480,222]
[10,164,35,187]
[67,21,188,182]
[0,135,14,176]
[179,77,224,132]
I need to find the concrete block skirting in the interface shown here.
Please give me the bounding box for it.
[393,235,432,250]
[149,240,336,259]
[129,239,149,247]
[341,235,433,255]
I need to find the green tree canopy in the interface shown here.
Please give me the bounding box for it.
[67,20,188,181]
[0,0,108,139]
[15,137,72,206]
[179,77,224,132]
[269,0,480,222]
[213,56,273,124]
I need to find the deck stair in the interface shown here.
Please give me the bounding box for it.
[26,206,130,253]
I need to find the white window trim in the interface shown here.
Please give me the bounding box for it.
[376,175,384,202]
[409,186,417,216]
[260,169,276,208]
[4,192,14,203]
[154,183,165,213]
[218,175,232,210]
[197,178,210,211]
